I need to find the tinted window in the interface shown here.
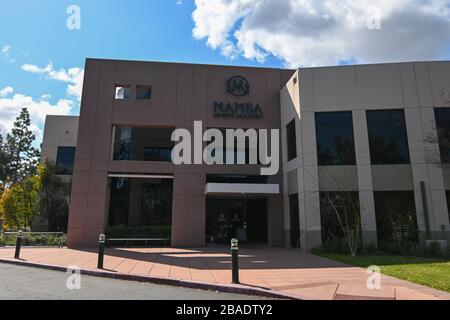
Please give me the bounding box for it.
[374,191,418,250]
[143,147,172,162]
[319,192,361,245]
[315,112,356,166]
[115,85,131,100]
[136,85,152,100]
[56,147,76,175]
[287,120,297,161]
[434,108,450,163]
[113,127,174,162]
[367,109,410,165]
[108,178,173,239]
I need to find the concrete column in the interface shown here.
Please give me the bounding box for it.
[353,110,378,246]
[300,111,321,250]
[409,107,450,240]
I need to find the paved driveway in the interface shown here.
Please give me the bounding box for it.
[1,245,449,300]
[0,263,264,300]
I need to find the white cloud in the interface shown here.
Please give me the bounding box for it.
[1,45,15,63]
[2,46,11,54]
[192,0,450,67]
[21,63,84,101]
[0,86,73,141]
[0,86,13,98]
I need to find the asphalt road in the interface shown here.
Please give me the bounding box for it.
[0,263,265,300]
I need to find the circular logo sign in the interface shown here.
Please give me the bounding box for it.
[227,76,250,98]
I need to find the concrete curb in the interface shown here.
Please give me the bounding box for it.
[0,258,301,300]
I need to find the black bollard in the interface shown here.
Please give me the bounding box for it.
[231,238,239,284]
[97,234,106,269]
[14,230,23,259]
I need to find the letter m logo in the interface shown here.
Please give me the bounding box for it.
[227,76,250,98]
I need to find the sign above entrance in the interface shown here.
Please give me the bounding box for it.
[213,76,263,119]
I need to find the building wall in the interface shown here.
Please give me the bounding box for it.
[41,115,79,166]
[67,58,294,247]
[36,115,78,230]
[281,61,450,251]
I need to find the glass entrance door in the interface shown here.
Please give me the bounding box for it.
[206,199,246,244]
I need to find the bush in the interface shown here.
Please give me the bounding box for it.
[0,233,66,247]
[428,241,443,258]
[445,243,450,259]
[365,242,377,255]
[408,243,427,257]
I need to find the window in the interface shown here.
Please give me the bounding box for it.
[315,112,356,166]
[319,192,361,246]
[143,147,172,162]
[208,128,262,165]
[367,109,410,165]
[374,191,418,250]
[56,147,76,175]
[434,108,450,163]
[107,178,173,240]
[286,119,297,161]
[114,85,131,100]
[113,127,174,162]
[289,194,300,248]
[136,85,152,100]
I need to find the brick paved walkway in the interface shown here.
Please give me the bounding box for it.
[1,246,449,300]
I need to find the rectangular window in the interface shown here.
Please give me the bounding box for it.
[289,194,300,248]
[367,109,410,165]
[374,191,418,250]
[434,108,450,163]
[209,128,262,165]
[319,192,361,246]
[136,85,152,100]
[315,112,356,166]
[114,85,132,100]
[286,119,297,161]
[113,127,174,162]
[56,147,76,175]
[143,147,172,162]
[107,178,173,242]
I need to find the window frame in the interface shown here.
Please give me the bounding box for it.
[315,111,357,166]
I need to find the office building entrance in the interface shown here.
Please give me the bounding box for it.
[206,198,268,244]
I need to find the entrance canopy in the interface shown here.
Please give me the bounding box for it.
[205,183,279,196]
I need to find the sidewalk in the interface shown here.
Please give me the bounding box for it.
[1,246,449,300]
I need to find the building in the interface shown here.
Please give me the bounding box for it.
[66,59,293,247]
[35,115,78,231]
[281,61,450,251]
[40,58,450,250]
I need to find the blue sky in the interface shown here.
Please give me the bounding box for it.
[0,0,284,142]
[1,0,449,143]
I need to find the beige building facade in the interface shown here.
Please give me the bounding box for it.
[281,61,450,251]
[39,58,450,250]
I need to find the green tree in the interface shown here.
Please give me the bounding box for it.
[37,161,70,232]
[5,108,40,184]
[0,173,40,230]
[0,133,8,189]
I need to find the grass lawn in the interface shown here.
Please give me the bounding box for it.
[318,253,450,293]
